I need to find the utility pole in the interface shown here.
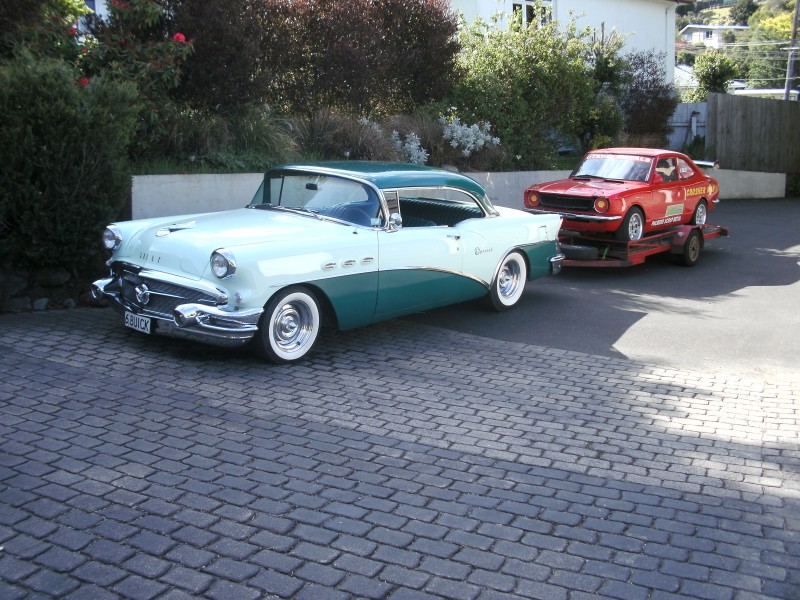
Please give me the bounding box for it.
[785,0,799,100]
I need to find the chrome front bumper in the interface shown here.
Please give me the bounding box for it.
[527,208,622,223]
[93,268,263,346]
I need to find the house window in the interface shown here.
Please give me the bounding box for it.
[704,30,713,39]
[512,1,550,25]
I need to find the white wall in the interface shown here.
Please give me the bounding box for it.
[449,0,680,82]
[131,169,786,220]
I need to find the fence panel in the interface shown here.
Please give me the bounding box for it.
[706,92,800,173]
[668,102,708,152]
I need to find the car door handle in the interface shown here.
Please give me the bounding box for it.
[447,234,461,240]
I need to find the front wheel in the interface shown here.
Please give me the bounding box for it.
[488,251,527,311]
[254,286,321,363]
[615,207,644,241]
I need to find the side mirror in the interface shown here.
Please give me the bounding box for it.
[388,213,403,231]
[652,174,663,184]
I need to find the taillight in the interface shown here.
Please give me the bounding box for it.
[594,197,610,213]
[525,190,540,207]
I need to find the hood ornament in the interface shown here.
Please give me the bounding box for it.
[156,220,196,237]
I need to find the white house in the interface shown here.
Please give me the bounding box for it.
[84,0,108,20]
[450,0,690,82]
[679,24,748,48]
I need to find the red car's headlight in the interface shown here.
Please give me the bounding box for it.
[594,197,610,213]
[525,190,540,207]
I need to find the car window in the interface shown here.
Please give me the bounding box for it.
[655,158,678,183]
[677,158,697,180]
[391,187,484,228]
[573,154,652,182]
[265,173,382,227]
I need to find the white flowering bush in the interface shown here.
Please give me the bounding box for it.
[390,130,430,165]
[439,116,501,158]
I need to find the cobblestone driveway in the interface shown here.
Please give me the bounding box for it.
[1,308,798,599]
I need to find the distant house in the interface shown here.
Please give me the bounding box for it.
[679,24,748,48]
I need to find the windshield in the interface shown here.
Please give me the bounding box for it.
[572,154,653,182]
[249,171,383,227]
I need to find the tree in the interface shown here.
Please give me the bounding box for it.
[687,49,738,101]
[81,0,193,157]
[169,0,264,112]
[574,26,627,151]
[0,0,87,60]
[253,0,459,116]
[730,0,759,25]
[448,9,596,168]
[618,50,679,147]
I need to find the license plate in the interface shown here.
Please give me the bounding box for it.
[124,311,151,334]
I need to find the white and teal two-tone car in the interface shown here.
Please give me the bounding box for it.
[93,162,564,363]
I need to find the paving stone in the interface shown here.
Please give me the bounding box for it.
[0,309,797,600]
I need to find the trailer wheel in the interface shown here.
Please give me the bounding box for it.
[677,230,702,267]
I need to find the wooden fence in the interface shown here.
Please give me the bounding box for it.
[706,92,800,174]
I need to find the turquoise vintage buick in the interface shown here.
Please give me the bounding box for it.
[93,162,564,363]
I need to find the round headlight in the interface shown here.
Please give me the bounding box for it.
[525,190,540,208]
[103,225,122,251]
[210,249,236,279]
[594,197,610,213]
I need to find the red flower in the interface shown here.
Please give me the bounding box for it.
[172,32,186,43]
[69,27,77,36]
[77,77,90,87]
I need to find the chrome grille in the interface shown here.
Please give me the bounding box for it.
[117,269,220,318]
[539,194,595,211]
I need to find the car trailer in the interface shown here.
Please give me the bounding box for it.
[559,224,729,268]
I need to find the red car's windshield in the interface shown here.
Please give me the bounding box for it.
[572,154,653,183]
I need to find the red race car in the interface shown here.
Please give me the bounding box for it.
[524,148,720,241]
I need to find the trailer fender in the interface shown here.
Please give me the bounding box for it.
[669,225,704,255]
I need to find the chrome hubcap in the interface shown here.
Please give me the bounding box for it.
[499,261,522,299]
[696,204,707,224]
[629,214,643,240]
[273,302,313,352]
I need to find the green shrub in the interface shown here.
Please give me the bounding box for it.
[155,105,299,172]
[291,110,402,162]
[0,56,137,271]
[448,10,595,168]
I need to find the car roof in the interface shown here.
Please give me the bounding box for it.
[588,147,684,159]
[270,161,487,198]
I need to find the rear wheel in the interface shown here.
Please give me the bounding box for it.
[691,200,708,225]
[615,207,644,242]
[254,286,321,363]
[488,251,527,311]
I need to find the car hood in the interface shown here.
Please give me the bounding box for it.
[535,178,649,196]
[117,208,345,279]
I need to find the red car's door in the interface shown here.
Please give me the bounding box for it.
[650,157,687,229]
